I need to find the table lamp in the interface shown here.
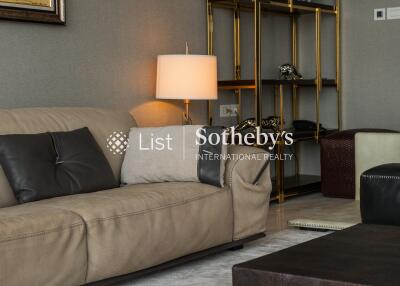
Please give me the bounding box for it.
[156,50,218,125]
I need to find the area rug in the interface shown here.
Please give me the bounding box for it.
[119,229,330,286]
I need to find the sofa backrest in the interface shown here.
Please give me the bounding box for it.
[0,107,136,208]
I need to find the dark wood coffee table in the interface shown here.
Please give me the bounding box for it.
[233,224,400,286]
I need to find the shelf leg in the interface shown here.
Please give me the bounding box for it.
[274,85,279,117]
[291,15,300,177]
[277,142,285,203]
[294,144,300,178]
[278,84,285,203]
[254,0,262,127]
[207,0,214,126]
[315,8,321,142]
[291,14,299,122]
[279,84,284,133]
[336,0,342,131]
[291,15,297,67]
[234,1,242,122]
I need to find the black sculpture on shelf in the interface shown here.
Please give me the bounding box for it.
[226,116,283,136]
[279,64,303,80]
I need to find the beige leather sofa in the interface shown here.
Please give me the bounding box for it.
[0,108,272,286]
[355,132,400,200]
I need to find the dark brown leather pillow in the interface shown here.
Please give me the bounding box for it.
[0,127,118,203]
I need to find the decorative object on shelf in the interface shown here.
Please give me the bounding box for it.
[226,116,284,136]
[0,0,65,24]
[262,116,282,133]
[156,43,218,125]
[279,63,303,80]
[292,120,326,132]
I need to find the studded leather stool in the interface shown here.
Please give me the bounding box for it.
[361,164,400,226]
[320,129,394,199]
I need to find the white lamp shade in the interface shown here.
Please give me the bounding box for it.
[156,55,218,100]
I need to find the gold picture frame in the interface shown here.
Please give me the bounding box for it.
[0,0,65,24]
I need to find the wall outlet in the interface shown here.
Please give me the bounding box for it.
[220,104,238,118]
[374,8,386,21]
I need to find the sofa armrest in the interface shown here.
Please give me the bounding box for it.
[355,133,400,200]
[225,145,272,240]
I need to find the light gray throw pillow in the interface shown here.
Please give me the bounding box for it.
[121,125,226,186]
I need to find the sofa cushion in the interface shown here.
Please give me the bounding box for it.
[121,126,227,187]
[0,107,136,208]
[0,127,118,203]
[0,204,86,286]
[197,126,227,187]
[122,126,202,185]
[34,182,233,283]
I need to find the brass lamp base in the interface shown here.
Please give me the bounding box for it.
[183,99,192,125]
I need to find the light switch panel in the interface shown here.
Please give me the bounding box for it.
[374,8,386,21]
[387,7,400,20]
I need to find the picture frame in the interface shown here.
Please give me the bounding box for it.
[0,0,65,25]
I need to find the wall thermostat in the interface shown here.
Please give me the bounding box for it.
[374,8,386,21]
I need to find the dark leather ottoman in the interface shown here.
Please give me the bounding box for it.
[361,163,400,226]
[233,224,400,286]
[320,129,394,199]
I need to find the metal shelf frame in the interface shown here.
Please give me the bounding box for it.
[206,0,341,203]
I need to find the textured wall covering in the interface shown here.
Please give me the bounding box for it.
[341,0,400,131]
[0,0,208,126]
[0,0,398,175]
[300,0,400,175]
[0,1,398,129]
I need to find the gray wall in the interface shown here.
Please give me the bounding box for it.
[1,0,398,129]
[0,0,208,127]
[0,0,398,174]
[301,0,400,175]
[342,0,400,131]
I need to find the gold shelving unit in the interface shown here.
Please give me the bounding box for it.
[207,0,341,203]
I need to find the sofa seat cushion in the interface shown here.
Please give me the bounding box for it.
[35,182,233,283]
[0,204,87,286]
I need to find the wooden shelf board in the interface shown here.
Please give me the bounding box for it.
[218,79,337,90]
[263,78,337,86]
[292,128,338,142]
[218,79,255,90]
[231,129,338,147]
[272,0,336,12]
[270,174,321,201]
[210,0,336,14]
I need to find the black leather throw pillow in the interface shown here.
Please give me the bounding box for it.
[0,127,118,204]
[197,126,226,188]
